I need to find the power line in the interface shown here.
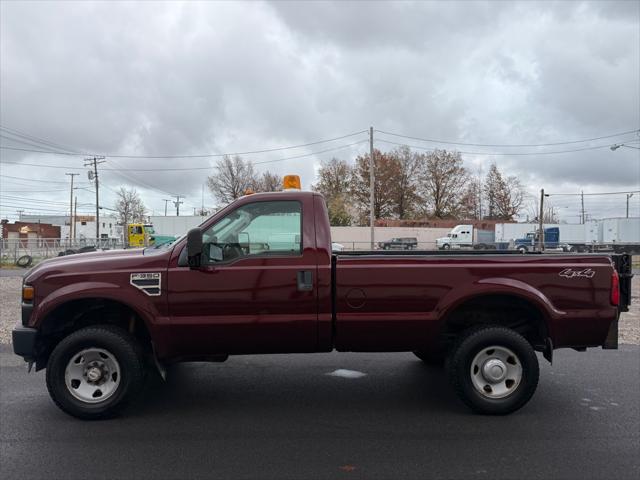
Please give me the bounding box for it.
[0,174,90,184]
[374,138,630,156]
[0,125,83,153]
[374,128,640,148]
[0,134,76,154]
[547,190,640,196]
[0,140,369,171]
[0,129,368,158]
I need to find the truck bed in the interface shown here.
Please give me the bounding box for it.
[331,252,630,352]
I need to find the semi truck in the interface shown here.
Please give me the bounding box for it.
[12,177,633,419]
[513,227,571,253]
[435,225,496,250]
[496,219,640,254]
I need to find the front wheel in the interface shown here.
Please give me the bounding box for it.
[46,325,146,420]
[447,326,539,415]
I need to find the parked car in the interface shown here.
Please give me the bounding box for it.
[13,183,632,419]
[377,237,418,250]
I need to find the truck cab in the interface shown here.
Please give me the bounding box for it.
[436,224,473,250]
[514,227,569,252]
[127,223,154,247]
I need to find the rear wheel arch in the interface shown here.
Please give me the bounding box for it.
[440,293,551,351]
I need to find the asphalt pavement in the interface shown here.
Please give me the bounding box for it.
[1,345,638,480]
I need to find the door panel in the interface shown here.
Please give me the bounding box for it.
[167,198,319,356]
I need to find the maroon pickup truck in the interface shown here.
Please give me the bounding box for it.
[13,190,632,419]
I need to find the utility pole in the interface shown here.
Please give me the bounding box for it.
[73,196,77,240]
[538,189,546,252]
[65,173,79,244]
[201,183,205,216]
[16,209,24,221]
[581,190,585,224]
[84,156,105,242]
[173,195,183,216]
[369,126,375,249]
[163,199,170,216]
[627,193,634,218]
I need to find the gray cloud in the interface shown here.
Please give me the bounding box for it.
[1,0,638,220]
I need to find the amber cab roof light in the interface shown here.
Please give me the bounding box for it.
[283,175,301,190]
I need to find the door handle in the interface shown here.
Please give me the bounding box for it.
[297,270,313,292]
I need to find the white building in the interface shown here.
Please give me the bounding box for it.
[20,214,123,242]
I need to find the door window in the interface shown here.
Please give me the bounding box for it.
[201,201,302,263]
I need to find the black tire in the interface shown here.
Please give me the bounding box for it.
[46,325,145,420]
[16,255,33,268]
[442,244,451,250]
[448,326,539,415]
[413,349,445,366]
[517,245,528,254]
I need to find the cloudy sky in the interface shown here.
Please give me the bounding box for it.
[1,0,639,223]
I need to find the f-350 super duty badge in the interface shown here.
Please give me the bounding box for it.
[130,272,161,296]
[559,268,595,279]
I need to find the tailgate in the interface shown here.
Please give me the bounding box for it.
[612,254,633,312]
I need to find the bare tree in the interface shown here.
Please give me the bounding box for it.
[207,155,258,203]
[417,149,468,218]
[114,187,146,226]
[312,158,354,225]
[484,163,525,220]
[254,171,282,192]
[459,180,483,219]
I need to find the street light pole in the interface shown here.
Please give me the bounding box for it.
[627,193,634,218]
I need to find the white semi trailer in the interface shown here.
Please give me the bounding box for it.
[435,225,496,250]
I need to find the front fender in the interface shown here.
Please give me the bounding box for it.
[33,281,160,333]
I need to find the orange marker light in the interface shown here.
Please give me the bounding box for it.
[283,175,301,190]
[22,285,34,302]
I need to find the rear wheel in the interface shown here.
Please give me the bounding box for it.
[442,244,451,250]
[46,325,145,420]
[448,326,539,415]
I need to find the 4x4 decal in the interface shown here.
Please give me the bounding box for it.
[559,268,595,279]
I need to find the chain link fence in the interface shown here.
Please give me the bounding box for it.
[0,238,126,266]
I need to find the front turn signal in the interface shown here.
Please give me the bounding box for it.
[22,285,34,303]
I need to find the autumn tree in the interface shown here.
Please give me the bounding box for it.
[484,163,525,220]
[114,187,146,226]
[392,146,422,219]
[207,155,257,203]
[349,149,400,224]
[312,158,353,225]
[417,149,468,218]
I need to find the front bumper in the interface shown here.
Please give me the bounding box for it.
[12,326,38,360]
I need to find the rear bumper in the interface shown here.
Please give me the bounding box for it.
[12,326,38,360]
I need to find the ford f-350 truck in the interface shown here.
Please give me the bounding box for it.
[12,185,633,419]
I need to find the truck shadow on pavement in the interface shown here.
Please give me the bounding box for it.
[129,354,467,418]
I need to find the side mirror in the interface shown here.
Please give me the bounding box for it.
[186,227,203,269]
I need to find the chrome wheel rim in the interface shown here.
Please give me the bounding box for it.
[470,345,522,399]
[64,348,121,404]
